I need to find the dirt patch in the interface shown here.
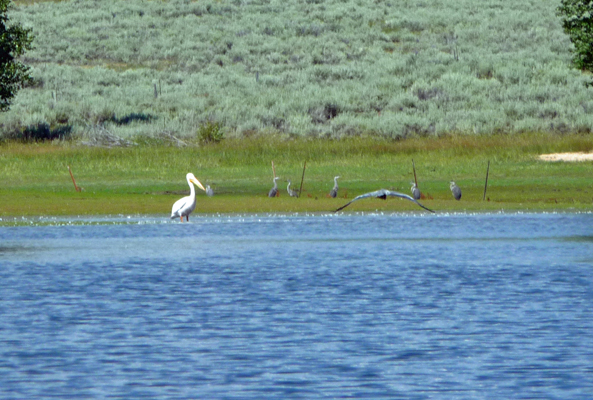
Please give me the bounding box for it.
[538,152,593,162]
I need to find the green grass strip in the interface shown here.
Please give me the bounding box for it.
[1,133,592,218]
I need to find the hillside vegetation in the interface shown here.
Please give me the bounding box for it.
[2,0,593,141]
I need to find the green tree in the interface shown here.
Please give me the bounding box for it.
[0,0,33,111]
[558,0,593,71]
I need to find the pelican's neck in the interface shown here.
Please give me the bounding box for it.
[187,175,196,199]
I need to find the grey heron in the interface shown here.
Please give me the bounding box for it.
[450,181,461,200]
[170,173,206,222]
[287,179,299,197]
[411,182,421,200]
[334,189,435,213]
[206,185,214,197]
[329,176,340,198]
[268,176,280,197]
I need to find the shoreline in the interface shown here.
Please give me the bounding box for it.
[2,209,592,227]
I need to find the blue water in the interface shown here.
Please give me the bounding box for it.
[1,213,592,399]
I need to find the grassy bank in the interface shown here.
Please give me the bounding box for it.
[1,133,592,219]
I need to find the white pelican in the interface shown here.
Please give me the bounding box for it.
[334,189,435,213]
[450,181,461,200]
[170,173,206,222]
[329,176,340,198]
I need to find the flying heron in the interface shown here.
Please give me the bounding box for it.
[411,182,421,200]
[334,189,435,213]
[329,176,340,198]
[450,181,461,200]
[268,176,280,197]
[206,185,214,197]
[287,179,299,197]
[170,172,206,222]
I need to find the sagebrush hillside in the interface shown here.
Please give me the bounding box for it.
[2,0,592,141]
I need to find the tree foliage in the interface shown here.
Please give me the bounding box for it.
[558,0,593,71]
[0,0,33,111]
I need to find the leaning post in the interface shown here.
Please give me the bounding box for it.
[68,165,81,192]
[483,160,490,201]
[412,159,418,187]
[299,161,307,197]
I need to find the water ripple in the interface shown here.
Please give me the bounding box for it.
[0,213,592,399]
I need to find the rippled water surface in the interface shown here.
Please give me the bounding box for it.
[1,213,593,399]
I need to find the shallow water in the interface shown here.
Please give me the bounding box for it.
[1,213,592,399]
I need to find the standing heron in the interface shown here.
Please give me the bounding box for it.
[206,185,214,197]
[450,181,462,200]
[287,179,299,197]
[170,172,206,222]
[268,176,280,197]
[329,176,340,198]
[411,182,421,200]
[334,189,434,213]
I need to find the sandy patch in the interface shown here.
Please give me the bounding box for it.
[538,152,593,162]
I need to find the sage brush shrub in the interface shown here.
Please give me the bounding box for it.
[1,0,593,139]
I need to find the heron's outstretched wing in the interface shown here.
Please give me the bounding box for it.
[334,189,389,212]
[383,190,435,213]
[334,189,435,213]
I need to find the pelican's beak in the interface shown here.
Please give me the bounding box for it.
[191,177,206,191]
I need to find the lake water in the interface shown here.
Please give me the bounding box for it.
[1,212,592,399]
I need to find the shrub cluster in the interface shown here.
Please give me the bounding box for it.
[197,121,224,143]
[1,122,72,142]
[1,0,592,141]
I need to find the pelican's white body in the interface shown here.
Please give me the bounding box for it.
[171,173,206,222]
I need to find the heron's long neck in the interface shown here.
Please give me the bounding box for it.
[273,180,277,190]
[334,177,339,188]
